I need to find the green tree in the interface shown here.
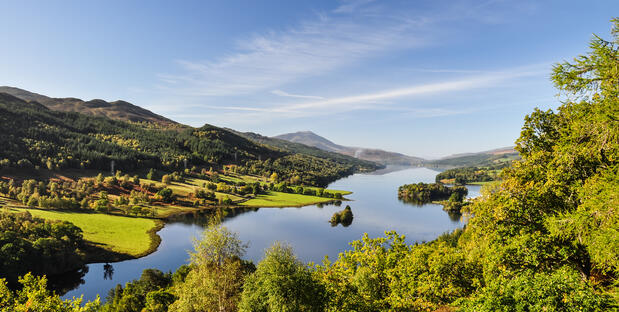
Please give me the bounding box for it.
[161,174,172,185]
[96,173,105,184]
[144,289,176,312]
[316,232,411,311]
[458,19,619,310]
[147,168,156,180]
[0,273,100,312]
[170,219,249,312]
[155,188,174,203]
[239,242,325,312]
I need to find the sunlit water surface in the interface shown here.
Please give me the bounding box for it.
[61,167,479,301]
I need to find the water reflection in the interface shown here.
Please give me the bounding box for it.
[48,265,88,295]
[103,263,114,280]
[447,211,463,222]
[166,206,260,227]
[61,167,469,302]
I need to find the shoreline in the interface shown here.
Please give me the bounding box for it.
[2,190,352,266]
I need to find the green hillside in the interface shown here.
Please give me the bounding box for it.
[0,92,377,186]
[429,147,520,168]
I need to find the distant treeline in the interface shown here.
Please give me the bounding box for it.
[435,166,499,184]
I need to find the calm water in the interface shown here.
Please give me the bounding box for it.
[61,167,477,301]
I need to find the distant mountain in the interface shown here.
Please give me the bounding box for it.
[0,86,176,126]
[230,130,380,170]
[274,131,425,166]
[429,147,520,168]
[274,131,349,154]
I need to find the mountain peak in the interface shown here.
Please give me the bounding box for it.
[274,131,425,166]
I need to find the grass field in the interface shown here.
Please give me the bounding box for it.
[305,186,352,196]
[241,191,341,207]
[11,207,160,257]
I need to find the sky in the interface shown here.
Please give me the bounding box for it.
[1,0,617,158]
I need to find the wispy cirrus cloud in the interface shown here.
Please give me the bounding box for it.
[276,66,545,112]
[332,0,377,14]
[157,4,431,97]
[154,0,548,126]
[271,89,325,100]
[163,64,547,124]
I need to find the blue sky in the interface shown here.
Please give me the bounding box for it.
[1,0,617,158]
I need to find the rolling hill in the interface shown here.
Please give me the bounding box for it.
[0,91,377,186]
[428,147,520,168]
[274,131,425,166]
[0,86,176,126]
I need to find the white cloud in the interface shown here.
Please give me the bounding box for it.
[271,89,325,100]
[178,65,547,123]
[278,68,544,112]
[332,0,377,14]
[153,0,547,126]
[158,6,429,97]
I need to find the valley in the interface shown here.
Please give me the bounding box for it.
[0,15,617,310]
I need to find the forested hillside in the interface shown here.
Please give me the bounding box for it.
[0,92,276,170]
[0,93,377,186]
[428,147,519,168]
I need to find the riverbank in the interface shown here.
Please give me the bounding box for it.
[1,183,352,264]
[8,207,163,262]
[59,166,465,302]
[240,190,350,207]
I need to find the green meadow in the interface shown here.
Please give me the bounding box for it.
[11,207,160,257]
[241,191,341,207]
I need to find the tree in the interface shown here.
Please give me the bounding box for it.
[147,168,156,180]
[155,188,174,203]
[96,173,104,184]
[170,218,249,312]
[17,158,33,169]
[161,174,171,185]
[458,19,619,310]
[315,232,411,311]
[239,242,325,312]
[101,269,175,312]
[330,206,354,227]
[144,289,176,312]
[0,273,100,312]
